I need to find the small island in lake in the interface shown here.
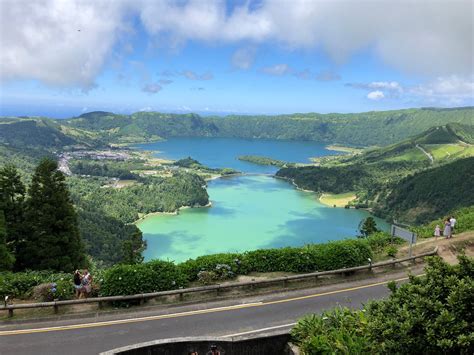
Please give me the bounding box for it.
[238,155,296,168]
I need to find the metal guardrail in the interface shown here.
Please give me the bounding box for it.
[0,247,437,318]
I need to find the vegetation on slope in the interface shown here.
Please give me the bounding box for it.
[238,155,294,167]
[375,158,474,224]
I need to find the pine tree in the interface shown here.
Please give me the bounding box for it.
[122,226,146,264]
[0,164,26,269]
[0,210,15,270]
[23,158,85,271]
[358,217,379,237]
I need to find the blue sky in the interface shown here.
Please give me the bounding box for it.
[0,0,473,118]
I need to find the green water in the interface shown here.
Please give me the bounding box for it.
[138,175,388,262]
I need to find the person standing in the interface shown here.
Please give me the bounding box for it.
[449,216,457,237]
[443,219,452,239]
[434,225,441,239]
[81,269,92,298]
[73,270,82,298]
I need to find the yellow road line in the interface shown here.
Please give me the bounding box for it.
[0,276,411,336]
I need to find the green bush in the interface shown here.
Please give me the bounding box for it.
[33,280,74,301]
[365,232,404,253]
[179,253,248,282]
[100,260,187,297]
[0,271,70,299]
[291,307,372,354]
[385,246,397,258]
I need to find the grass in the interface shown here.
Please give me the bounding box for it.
[424,143,474,161]
[319,192,357,207]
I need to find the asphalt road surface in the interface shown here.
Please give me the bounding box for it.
[0,275,410,355]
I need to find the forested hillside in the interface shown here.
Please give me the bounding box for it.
[277,123,474,223]
[63,107,474,146]
[374,157,474,224]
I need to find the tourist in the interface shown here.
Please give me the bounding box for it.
[81,269,92,298]
[434,225,441,239]
[443,219,452,239]
[73,270,82,298]
[449,216,457,236]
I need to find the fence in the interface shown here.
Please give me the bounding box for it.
[1,248,437,318]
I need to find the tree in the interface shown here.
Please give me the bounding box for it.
[359,217,379,237]
[0,210,15,270]
[23,158,86,271]
[0,164,26,267]
[122,226,146,264]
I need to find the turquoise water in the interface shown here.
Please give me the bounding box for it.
[135,137,341,174]
[135,137,388,262]
[137,175,388,263]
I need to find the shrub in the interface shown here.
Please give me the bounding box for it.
[100,260,187,297]
[33,280,74,301]
[365,231,404,253]
[385,246,397,258]
[291,307,372,354]
[179,253,248,282]
[0,271,70,299]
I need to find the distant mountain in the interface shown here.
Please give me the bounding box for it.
[63,107,474,146]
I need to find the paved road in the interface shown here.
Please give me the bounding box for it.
[0,275,409,355]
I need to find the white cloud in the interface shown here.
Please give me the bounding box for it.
[367,91,385,100]
[261,64,291,76]
[158,79,173,85]
[142,83,162,94]
[294,69,341,81]
[182,70,213,80]
[0,0,128,88]
[231,46,257,70]
[1,0,472,89]
[409,75,474,104]
[351,76,473,104]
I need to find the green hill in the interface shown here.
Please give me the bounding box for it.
[63,107,474,146]
[374,157,474,224]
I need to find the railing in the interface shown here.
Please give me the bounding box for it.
[0,247,437,318]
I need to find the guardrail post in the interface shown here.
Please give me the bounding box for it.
[98,301,103,309]
[54,304,59,314]
[179,292,184,301]
[283,278,288,288]
[216,286,220,297]
[8,309,13,318]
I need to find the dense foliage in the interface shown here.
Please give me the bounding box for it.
[292,255,474,354]
[0,270,71,299]
[375,157,474,224]
[100,260,187,297]
[20,159,86,271]
[69,173,209,224]
[70,160,139,179]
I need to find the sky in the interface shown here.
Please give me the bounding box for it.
[0,0,473,118]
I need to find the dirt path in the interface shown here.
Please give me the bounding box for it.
[399,231,474,263]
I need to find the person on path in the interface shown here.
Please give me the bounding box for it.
[81,269,92,298]
[73,270,82,298]
[443,219,452,239]
[434,225,441,239]
[449,216,457,236]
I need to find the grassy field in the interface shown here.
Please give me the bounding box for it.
[424,143,472,161]
[319,192,357,207]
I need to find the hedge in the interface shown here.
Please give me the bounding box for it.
[100,260,187,297]
[2,237,390,299]
[179,239,373,281]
